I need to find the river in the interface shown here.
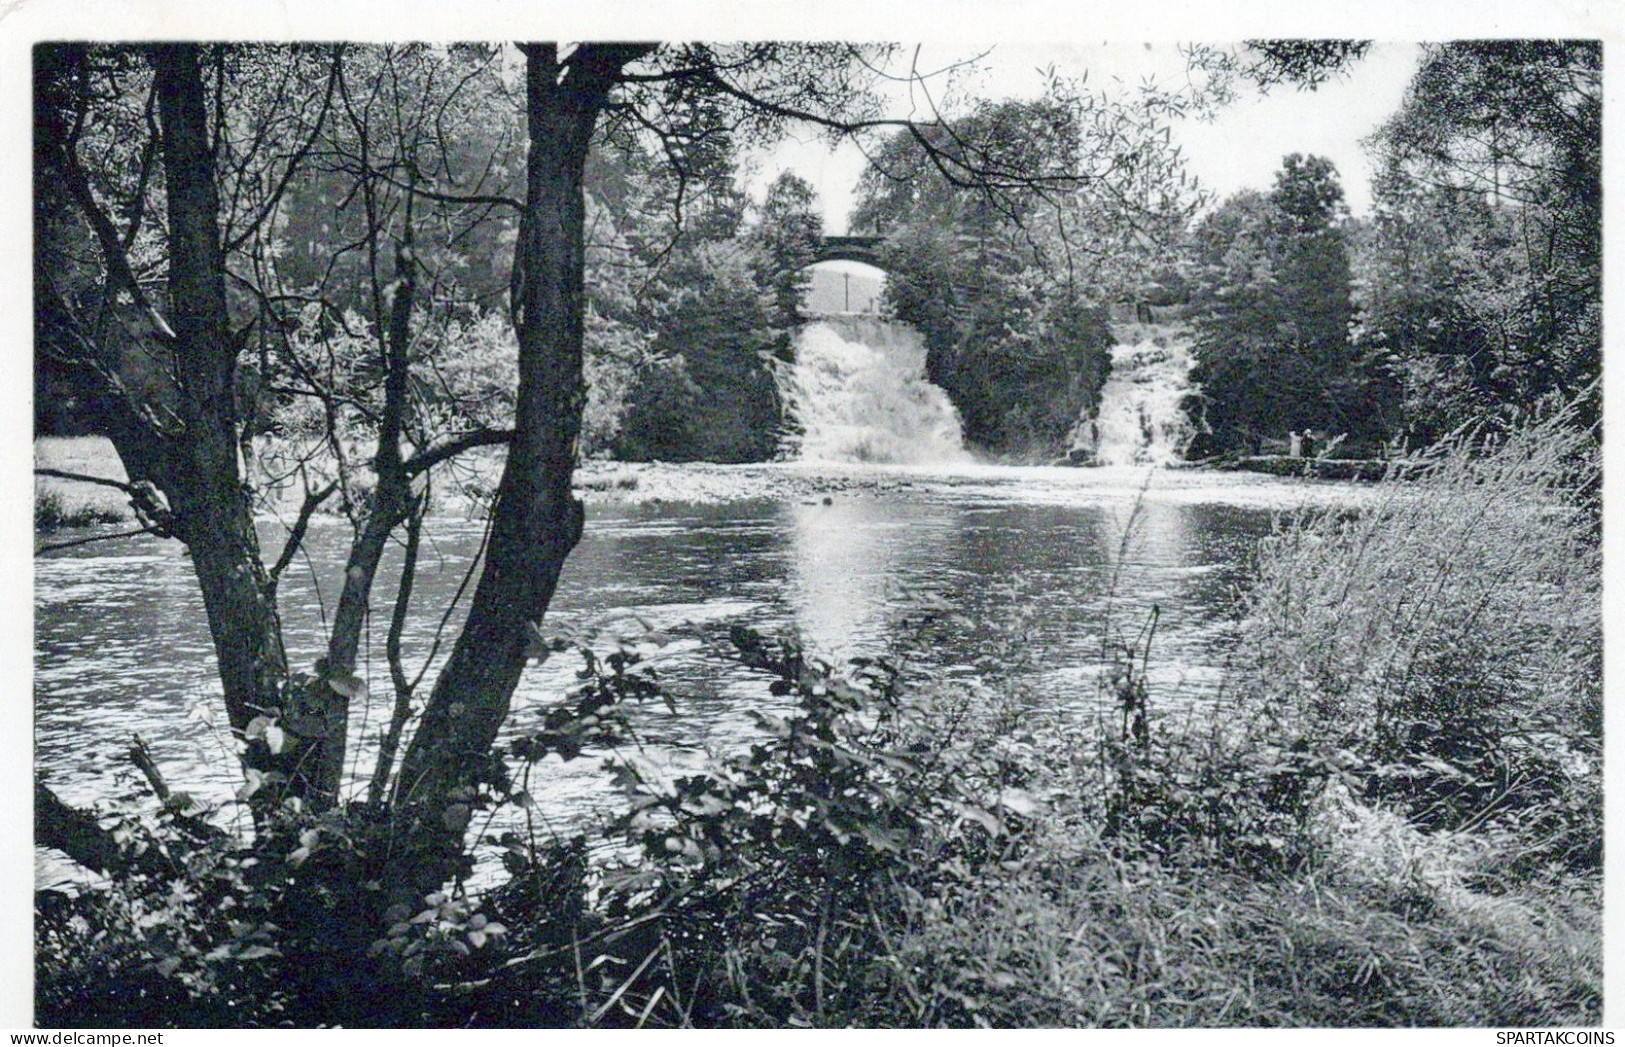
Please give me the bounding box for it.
[35,319,1374,885]
[34,460,1372,880]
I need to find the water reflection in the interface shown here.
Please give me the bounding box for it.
[782,495,958,660]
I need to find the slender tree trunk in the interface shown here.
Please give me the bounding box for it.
[387,42,651,898]
[316,233,421,803]
[147,45,308,798]
[39,45,374,813]
[63,45,350,811]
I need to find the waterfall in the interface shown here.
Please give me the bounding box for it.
[778,319,970,465]
[1072,335,1195,467]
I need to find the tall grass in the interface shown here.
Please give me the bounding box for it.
[1229,408,1600,863]
[34,436,132,529]
[836,408,1602,1028]
[658,407,1600,1026]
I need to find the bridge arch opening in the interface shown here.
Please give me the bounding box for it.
[804,259,886,316]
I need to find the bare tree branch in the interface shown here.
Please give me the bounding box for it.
[265,479,338,595]
[402,427,514,476]
[37,527,165,556]
[34,468,137,495]
[222,46,343,255]
[365,165,522,212]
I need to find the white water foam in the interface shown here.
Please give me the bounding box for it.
[778,319,970,466]
[1072,337,1196,467]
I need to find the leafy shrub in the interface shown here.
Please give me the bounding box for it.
[613,355,706,462]
[36,811,292,1027]
[37,406,1600,1028]
[35,787,500,1027]
[468,622,1038,1027]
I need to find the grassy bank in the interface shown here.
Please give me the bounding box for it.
[35,436,133,528]
[643,407,1600,1027]
[35,411,1601,1027]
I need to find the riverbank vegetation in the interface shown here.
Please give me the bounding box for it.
[34,437,133,529]
[848,89,1198,458]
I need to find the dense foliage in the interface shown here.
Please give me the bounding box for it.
[34,38,1601,1030]
[1178,42,1599,457]
[614,171,822,462]
[1353,41,1600,445]
[1183,154,1396,456]
[32,44,827,467]
[853,91,1199,458]
[38,409,1600,1028]
[33,40,905,991]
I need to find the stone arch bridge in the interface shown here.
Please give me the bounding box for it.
[811,234,885,267]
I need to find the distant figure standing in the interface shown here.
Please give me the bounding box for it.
[1288,430,1303,458]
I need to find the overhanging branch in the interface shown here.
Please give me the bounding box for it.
[402,428,514,476]
[37,527,166,556]
[266,479,339,596]
[34,468,138,496]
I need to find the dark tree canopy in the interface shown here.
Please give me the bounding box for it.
[1185,154,1396,455]
[1356,40,1600,442]
[30,36,1605,1030]
[852,88,1199,456]
[755,169,823,331]
[35,38,1135,928]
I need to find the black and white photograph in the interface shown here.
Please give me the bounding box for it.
[12,1,1615,1032]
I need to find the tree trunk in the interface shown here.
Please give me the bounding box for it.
[144,46,360,811]
[387,42,652,899]
[316,236,421,804]
[35,781,167,880]
[37,46,355,811]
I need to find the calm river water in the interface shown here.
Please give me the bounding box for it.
[34,461,1368,880]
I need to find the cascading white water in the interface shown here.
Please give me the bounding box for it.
[1071,336,1196,467]
[778,319,970,465]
